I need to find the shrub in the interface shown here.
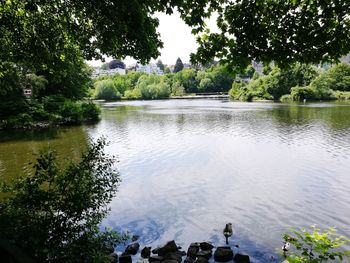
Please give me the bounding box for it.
[280,94,293,102]
[94,79,121,100]
[282,226,350,263]
[0,138,126,262]
[124,89,142,99]
[334,91,350,100]
[59,100,83,124]
[81,102,101,122]
[135,74,171,99]
[171,81,185,96]
[42,95,67,113]
[290,86,317,101]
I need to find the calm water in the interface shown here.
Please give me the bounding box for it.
[1,99,350,262]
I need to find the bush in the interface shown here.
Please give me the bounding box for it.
[94,79,121,101]
[59,100,83,124]
[311,63,350,92]
[229,82,255,101]
[124,89,142,99]
[280,94,293,102]
[282,226,350,263]
[334,91,350,100]
[134,74,171,99]
[290,86,317,101]
[0,138,126,262]
[81,102,101,122]
[42,95,67,113]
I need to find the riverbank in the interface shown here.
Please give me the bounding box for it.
[0,97,100,130]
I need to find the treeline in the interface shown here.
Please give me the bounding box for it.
[91,65,234,100]
[230,63,350,102]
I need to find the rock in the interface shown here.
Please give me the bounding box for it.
[196,250,212,260]
[233,254,250,263]
[149,256,164,262]
[199,242,214,251]
[187,245,199,259]
[162,260,179,263]
[184,256,195,263]
[119,254,132,263]
[108,253,118,263]
[125,242,140,255]
[141,246,152,258]
[214,247,233,262]
[154,240,179,256]
[131,235,140,242]
[195,256,208,263]
[152,247,160,254]
[190,242,200,247]
[163,251,184,262]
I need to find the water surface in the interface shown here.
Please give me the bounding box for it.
[1,99,350,262]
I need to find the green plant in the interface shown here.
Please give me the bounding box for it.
[282,226,350,263]
[290,86,317,101]
[94,79,121,101]
[0,138,126,262]
[59,100,83,124]
[81,102,101,122]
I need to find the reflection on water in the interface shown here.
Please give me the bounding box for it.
[0,126,90,181]
[1,99,350,262]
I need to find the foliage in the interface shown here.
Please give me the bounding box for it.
[264,64,319,100]
[334,91,350,100]
[81,102,101,122]
[174,69,199,93]
[196,65,234,93]
[229,82,254,102]
[191,1,350,69]
[25,74,48,98]
[174,58,184,73]
[290,86,317,101]
[134,74,171,99]
[109,59,126,69]
[229,63,319,101]
[59,100,84,124]
[94,79,122,101]
[282,226,350,263]
[311,63,350,92]
[0,138,126,262]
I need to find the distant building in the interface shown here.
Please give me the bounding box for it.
[92,68,126,78]
[252,61,264,74]
[340,54,350,64]
[135,64,164,75]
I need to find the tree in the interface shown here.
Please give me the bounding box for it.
[174,58,184,73]
[156,59,165,71]
[191,1,350,69]
[109,59,126,70]
[0,138,127,262]
[311,63,350,91]
[174,69,199,93]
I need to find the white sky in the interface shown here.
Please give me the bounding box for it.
[88,11,217,67]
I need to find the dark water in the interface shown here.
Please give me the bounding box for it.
[1,99,350,262]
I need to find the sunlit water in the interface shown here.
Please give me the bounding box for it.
[1,99,350,262]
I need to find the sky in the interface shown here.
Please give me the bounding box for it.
[88,11,217,67]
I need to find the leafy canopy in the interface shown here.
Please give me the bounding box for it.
[191,0,350,69]
[3,0,348,72]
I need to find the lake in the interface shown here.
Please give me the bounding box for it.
[1,99,350,262]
